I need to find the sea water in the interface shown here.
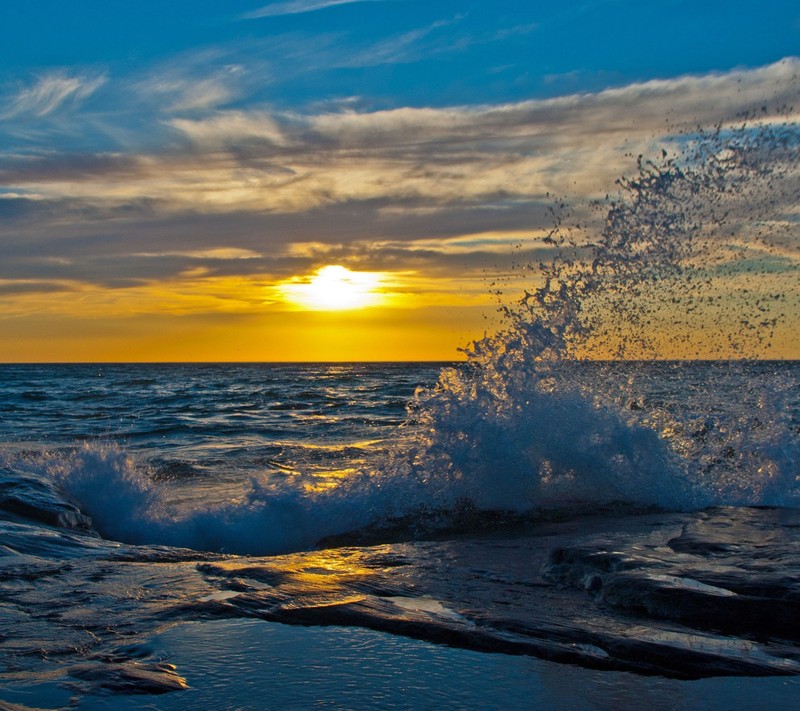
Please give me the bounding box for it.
[0,361,798,709]
[1,116,799,708]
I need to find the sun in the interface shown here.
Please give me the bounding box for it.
[279,265,384,311]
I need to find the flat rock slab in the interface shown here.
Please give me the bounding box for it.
[194,507,800,679]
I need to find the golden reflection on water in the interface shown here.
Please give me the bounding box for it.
[303,468,359,492]
[201,546,389,610]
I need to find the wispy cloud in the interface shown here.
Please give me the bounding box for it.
[1,72,106,120]
[242,0,385,20]
[337,16,463,68]
[132,53,251,114]
[0,59,796,305]
[492,23,539,41]
[4,59,798,217]
[142,73,239,113]
[170,110,289,147]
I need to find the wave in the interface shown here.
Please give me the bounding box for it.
[14,113,800,556]
[21,366,797,556]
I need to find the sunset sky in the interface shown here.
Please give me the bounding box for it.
[1,0,798,361]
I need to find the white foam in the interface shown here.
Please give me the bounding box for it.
[42,116,800,555]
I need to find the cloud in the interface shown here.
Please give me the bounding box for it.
[336,16,463,68]
[142,75,237,113]
[170,111,289,147]
[1,72,106,120]
[242,0,385,19]
[4,59,798,217]
[0,280,75,296]
[133,58,249,113]
[492,23,539,41]
[0,58,796,309]
[149,58,799,212]
[0,153,138,183]
[0,58,794,233]
[132,247,263,260]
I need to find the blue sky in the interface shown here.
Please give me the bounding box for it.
[0,1,797,360]
[2,1,797,157]
[2,1,797,111]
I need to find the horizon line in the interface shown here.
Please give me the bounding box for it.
[1,358,798,366]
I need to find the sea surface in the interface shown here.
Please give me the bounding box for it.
[1,360,799,710]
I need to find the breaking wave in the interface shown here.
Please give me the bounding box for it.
[39,113,800,555]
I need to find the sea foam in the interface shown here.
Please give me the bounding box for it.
[43,114,800,555]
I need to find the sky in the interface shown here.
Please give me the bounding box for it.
[0,0,798,362]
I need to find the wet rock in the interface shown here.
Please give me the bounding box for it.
[68,660,188,694]
[0,469,93,533]
[0,701,54,711]
[193,508,800,679]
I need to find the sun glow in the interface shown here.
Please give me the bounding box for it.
[279,265,385,311]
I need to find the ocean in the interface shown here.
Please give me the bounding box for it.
[2,118,799,709]
[0,360,799,710]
